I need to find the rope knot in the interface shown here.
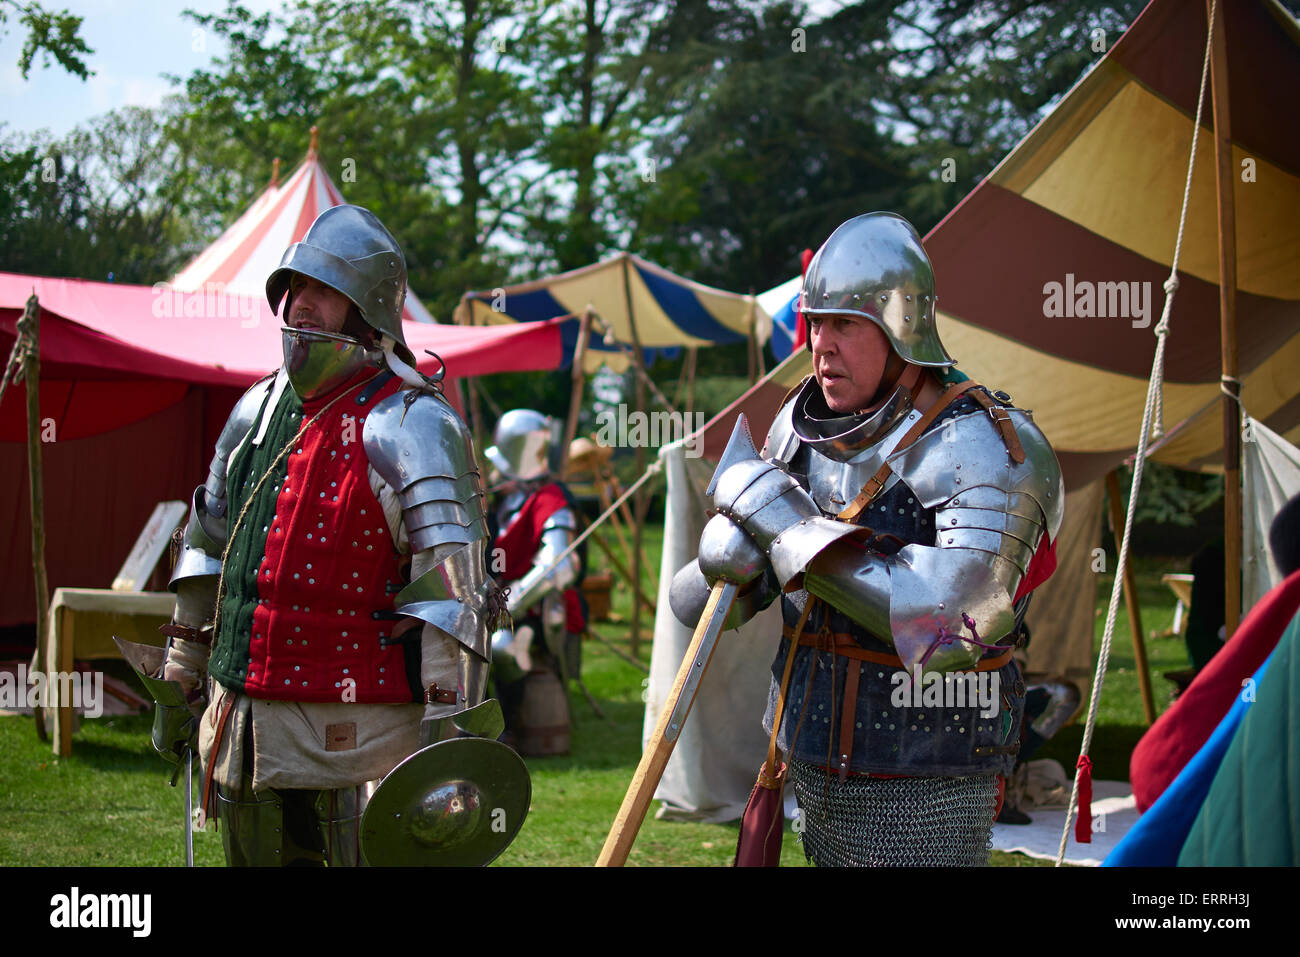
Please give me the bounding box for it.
[1162,276,1179,296]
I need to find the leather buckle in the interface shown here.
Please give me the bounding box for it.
[425,683,457,706]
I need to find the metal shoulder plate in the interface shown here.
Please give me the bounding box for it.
[363,389,490,552]
[171,375,275,591]
[762,395,801,466]
[204,374,276,520]
[802,403,1063,674]
[889,406,1064,539]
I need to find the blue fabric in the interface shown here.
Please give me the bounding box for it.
[632,263,745,344]
[1104,650,1275,866]
[770,294,799,360]
[467,286,569,325]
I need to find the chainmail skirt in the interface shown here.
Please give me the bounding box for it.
[789,760,997,867]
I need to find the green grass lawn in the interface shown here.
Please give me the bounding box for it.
[0,522,1187,867]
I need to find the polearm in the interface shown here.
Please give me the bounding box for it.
[596,578,737,866]
[596,413,759,866]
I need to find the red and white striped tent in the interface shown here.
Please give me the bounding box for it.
[171,137,437,325]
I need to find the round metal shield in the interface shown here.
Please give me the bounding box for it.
[361,737,531,867]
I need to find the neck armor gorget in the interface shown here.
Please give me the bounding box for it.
[791,374,916,463]
[282,327,377,400]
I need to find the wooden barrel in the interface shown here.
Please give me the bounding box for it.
[517,670,571,756]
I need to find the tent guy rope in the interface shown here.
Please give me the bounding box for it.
[1055,0,1217,866]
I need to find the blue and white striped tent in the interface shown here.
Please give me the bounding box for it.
[453,251,771,372]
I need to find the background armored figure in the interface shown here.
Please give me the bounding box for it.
[158,205,499,866]
[486,409,586,752]
[671,212,1064,866]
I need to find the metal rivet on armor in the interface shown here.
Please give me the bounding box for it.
[295,626,301,633]
[379,667,385,673]
[321,537,326,542]
[284,678,290,685]
[822,292,829,299]
[309,578,315,584]
[303,681,308,686]
[955,477,961,484]
[947,538,953,544]
[904,315,911,322]
[335,681,340,687]
[852,294,860,301]
[337,645,343,651]
[379,679,384,685]
[905,294,912,302]
[307,533,313,540]
[960,727,966,733]
[897,508,904,514]
[877,672,884,678]
[918,713,924,718]
[343,668,349,674]
[953,714,959,720]
[879,294,887,303]
[911,725,917,731]
[294,573,300,579]
[951,518,957,525]
[343,583,349,590]
[294,665,300,671]
[856,722,862,729]
[945,726,951,731]
[925,726,930,732]
[307,563,312,570]
[938,602,945,610]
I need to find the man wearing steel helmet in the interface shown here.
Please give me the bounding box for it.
[157,205,500,865]
[484,410,586,750]
[670,212,1064,866]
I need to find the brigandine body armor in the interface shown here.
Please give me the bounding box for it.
[672,376,1063,778]
[169,367,496,715]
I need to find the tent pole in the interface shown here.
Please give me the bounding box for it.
[1106,470,1155,725]
[1208,0,1241,638]
[622,255,649,659]
[20,295,51,742]
[559,308,594,479]
[685,346,697,420]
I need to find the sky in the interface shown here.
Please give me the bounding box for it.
[0,0,286,139]
[0,1,852,140]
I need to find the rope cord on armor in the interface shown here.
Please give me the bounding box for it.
[209,376,375,641]
[915,613,1006,674]
[1055,0,1216,867]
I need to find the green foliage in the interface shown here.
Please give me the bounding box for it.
[1,0,92,80]
[1117,462,1225,528]
[0,106,197,283]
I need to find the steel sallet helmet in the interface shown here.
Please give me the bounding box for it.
[267,204,415,365]
[801,212,954,367]
[486,409,555,482]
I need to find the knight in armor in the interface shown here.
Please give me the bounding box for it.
[485,410,586,751]
[157,205,503,866]
[670,212,1064,866]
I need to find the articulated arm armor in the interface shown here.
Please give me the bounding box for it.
[677,391,1063,674]
[166,376,279,678]
[364,389,498,715]
[504,507,581,617]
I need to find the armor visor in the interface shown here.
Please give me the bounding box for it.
[282,327,373,400]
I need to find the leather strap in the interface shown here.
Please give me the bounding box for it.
[760,598,817,787]
[838,379,981,522]
[786,625,1015,672]
[200,693,236,823]
[837,654,861,781]
[425,684,457,706]
[159,623,213,646]
[968,389,1026,464]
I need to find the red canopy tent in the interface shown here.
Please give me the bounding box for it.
[0,272,574,627]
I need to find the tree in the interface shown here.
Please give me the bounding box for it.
[0,0,92,79]
[0,105,194,283]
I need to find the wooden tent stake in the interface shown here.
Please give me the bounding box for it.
[1106,470,1155,725]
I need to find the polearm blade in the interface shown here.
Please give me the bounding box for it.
[185,750,194,867]
[596,579,737,867]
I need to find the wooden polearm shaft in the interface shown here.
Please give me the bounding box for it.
[596,580,737,866]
